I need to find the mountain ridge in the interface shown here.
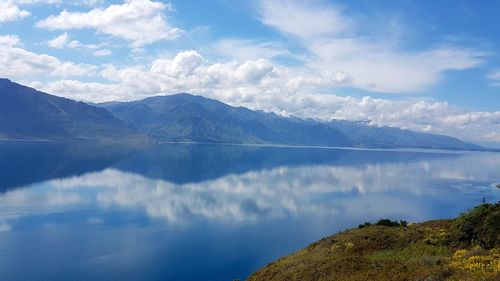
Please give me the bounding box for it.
[0,78,486,150]
[101,93,482,150]
[0,78,144,141]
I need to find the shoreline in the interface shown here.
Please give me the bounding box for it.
[0,138,497,153]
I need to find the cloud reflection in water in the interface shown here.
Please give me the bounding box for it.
[1,151,499,227]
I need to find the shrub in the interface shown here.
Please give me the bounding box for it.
[375,219,402,227]
[450,202,500,249]
[358,222,372,229]
[359,219,408,228]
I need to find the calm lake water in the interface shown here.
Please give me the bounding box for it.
[0,142,499,281]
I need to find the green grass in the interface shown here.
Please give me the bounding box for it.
[247,203,500,281]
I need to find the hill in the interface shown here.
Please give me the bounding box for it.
[0,79,142,141]
[248,203,500,281]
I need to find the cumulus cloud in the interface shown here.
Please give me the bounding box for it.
[46,32,105,51]
[47,32,71,48]
[73,50,350,114]
[0,34,21,46]
[0,1,60,25]
[0,39,96,78]
[36,0,184,47]
[257,0,485,93]
[0,0,30,23]
[151,50,205,77]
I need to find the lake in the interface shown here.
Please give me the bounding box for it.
[0,141,499,281]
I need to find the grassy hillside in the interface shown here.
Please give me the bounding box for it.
[248,203,500,281]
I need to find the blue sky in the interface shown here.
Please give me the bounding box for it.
[0,0,499,144]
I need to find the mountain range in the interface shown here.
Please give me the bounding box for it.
[0,78,483,150]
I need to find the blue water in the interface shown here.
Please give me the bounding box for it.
[0,142,499,281]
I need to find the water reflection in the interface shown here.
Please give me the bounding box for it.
[0,141,466,190]
[0,141,136,191]
[1,144,499,225]
[0,142,499,281]
[0,155,500,223]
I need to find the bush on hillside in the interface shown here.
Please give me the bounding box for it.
[450,202,500,249]
[358,222,372,229]
[358,219,408,229]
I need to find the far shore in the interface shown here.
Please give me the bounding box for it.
[1,138,499,153]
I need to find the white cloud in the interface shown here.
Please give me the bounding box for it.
[33,79,124,101]
[0,0,30,23]
[47,32,70,48]
[0,42,96,78]
[36,0,184,47]
[14,0,60,4]
[488,70,500,80]
[93,49,111,57]
[212,39,295,61]
[95,50,347,104]
[46,32,108,53]
[67,40,82,48]
[151,50,205,77]
[310,41,483,93]
[487,70,500,86]
[485,132,500,143]
[257,0,485,93]
[0,34,21,46]
[12,0,95,6]
[259,0,349,40]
